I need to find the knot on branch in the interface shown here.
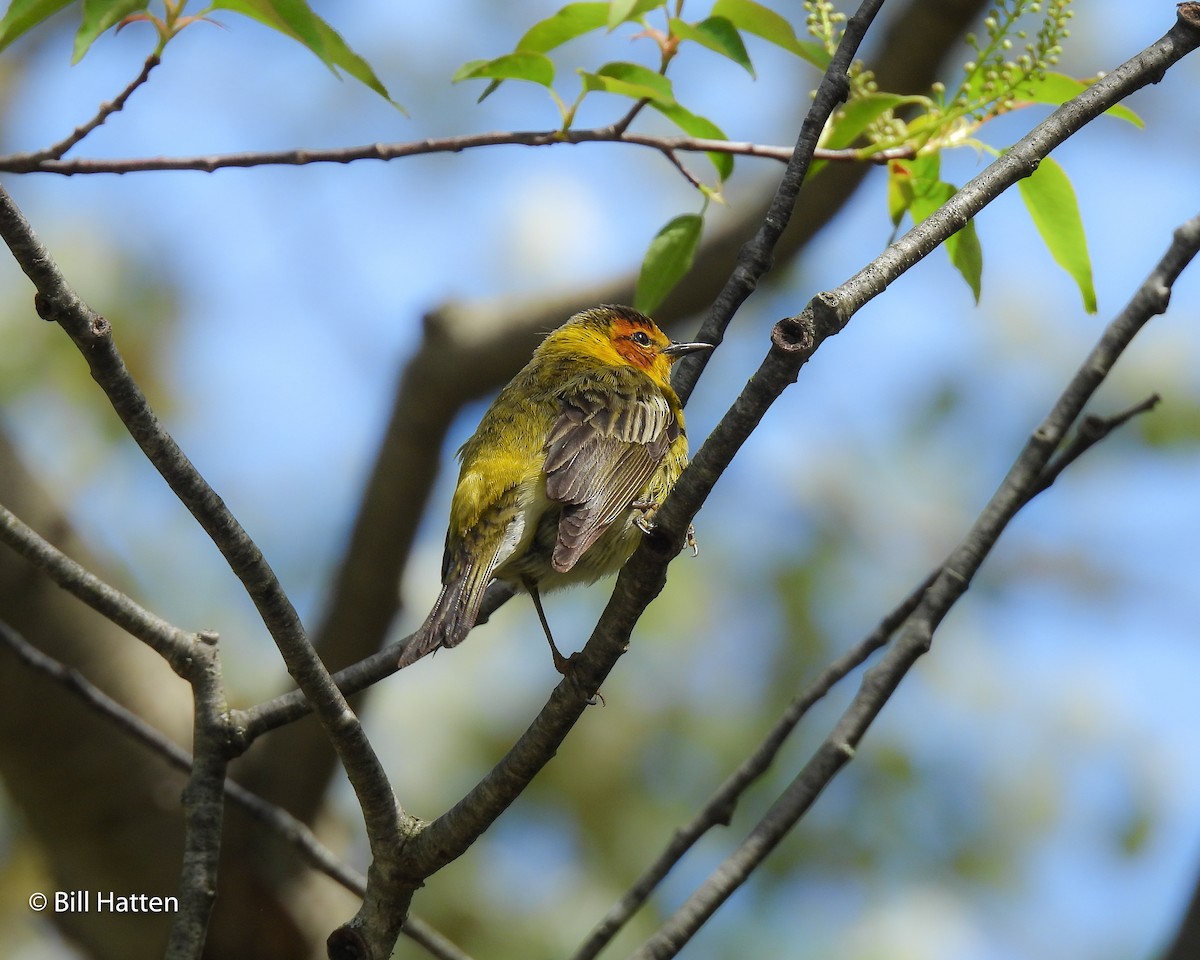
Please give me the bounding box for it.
[87,314,111,343]
[1179,3,1200,33]
[326,925,369,960]
[770,314,813,355]
[810,291,847,340]
[828,71,851,106]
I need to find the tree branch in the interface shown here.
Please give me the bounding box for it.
[576,387,1165,958]
[671,0,887,404]
[651,2,1200,552]
[165,631,227,960]
[628,207,1200,959]
[0,127,908,176]
[570,570,936,960]
[6,53,161,165]
[0,182,416,956]
[0,501,195,672]
[0,618,474,960]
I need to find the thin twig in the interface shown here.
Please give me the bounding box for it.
[0,128,909,176]
[670,0,888,405]
[0,501,195,673]
[9,53,161,164]
[1027,392,1162,499]
[236,581,513,742]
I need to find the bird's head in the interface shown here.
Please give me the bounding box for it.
[550,304,713,389]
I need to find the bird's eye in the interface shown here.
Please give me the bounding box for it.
[631,331,652,347]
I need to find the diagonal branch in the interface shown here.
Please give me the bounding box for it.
[650,3,1200,555]
[0,501,195,671]
[628,208,1200,958]
[402,0,891,881]
[0,182,417,953]
[576,388,1163,958]
[6,53,162,165]
[570,570,936,960]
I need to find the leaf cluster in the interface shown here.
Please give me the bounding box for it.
[818,0,1139,309]
[452,0,1142,314]
[0,0,396,104]
[452,0,828,312]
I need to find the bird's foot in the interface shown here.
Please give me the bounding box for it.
[632,498,658,534]
[550,646,605,706]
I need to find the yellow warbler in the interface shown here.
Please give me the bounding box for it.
[398,304,711,671]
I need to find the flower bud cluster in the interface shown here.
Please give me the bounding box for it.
[958,0,1074,119]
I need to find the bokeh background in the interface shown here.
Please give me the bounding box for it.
[1,1,1199,958]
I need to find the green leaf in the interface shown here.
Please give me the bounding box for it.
[1018,155,1097,312]
[1018,71,1143,128]
[607,0,638,30]
[946,217,983,302]
[651,101,733,180]
[454,51,555,89]
[904,163,983,302]
[211,0,398,106]
[669,16,753,77]
[822,93,915,150]
[517,2,609,53]
[579,61,674,105]
[0,0,74,54]
[73,0,146,62]
[636,213,702,313]
[887,154,936,225]
[886,162,915,227]
[710,0,828,69]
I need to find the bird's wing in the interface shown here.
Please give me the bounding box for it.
[543,382,678,573]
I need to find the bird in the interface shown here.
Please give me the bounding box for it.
[397,304,712,673]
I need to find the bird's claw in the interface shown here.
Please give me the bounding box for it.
[632,498,658,534]
[551,648,605,706]
[632,501,698,555]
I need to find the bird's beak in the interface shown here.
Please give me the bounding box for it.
[662,340,714,358]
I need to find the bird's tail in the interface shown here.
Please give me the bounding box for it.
[397,566,492,668]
